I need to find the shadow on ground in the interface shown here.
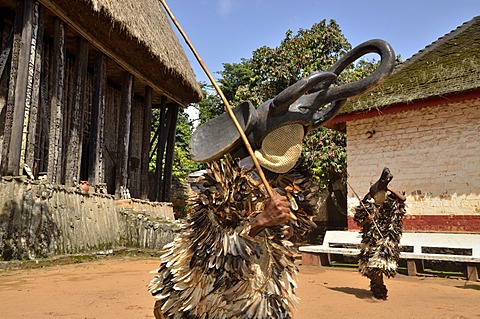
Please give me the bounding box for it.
[326,286,374,299]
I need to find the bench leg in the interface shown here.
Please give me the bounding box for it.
[300,252,332,266]
[319,253,330,266]
[301,252,320,266]
[406,259,423,276]
[466,263,480,282]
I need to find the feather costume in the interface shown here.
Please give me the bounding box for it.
[148,156,316,319]
[354,193,406,279]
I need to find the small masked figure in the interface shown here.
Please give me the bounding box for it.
[354,167,407,300]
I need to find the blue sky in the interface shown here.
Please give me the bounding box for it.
[164,0,480,85]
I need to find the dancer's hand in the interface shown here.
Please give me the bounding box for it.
[249,195,291,237]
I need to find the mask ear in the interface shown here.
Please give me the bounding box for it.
[311,99,346,131]
[270,72,337,117]
[190,102,257,162]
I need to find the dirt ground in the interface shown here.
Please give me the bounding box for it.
[0,257,479,319]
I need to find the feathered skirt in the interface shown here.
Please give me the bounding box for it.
[353,194,406,278]
[148,157,317,319]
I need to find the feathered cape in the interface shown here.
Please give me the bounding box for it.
[353,193,406,278]
[148,156,316,319]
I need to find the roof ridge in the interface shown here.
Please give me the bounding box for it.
[399,15,480,70]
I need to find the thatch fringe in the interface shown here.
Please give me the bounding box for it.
[39,0,202,105]
[86,0,189,77]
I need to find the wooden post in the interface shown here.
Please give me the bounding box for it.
[88,52,107,185]
[60,52,72,183]
[126,97,142,198]
[140,86,152,199]
[19,0,39,178]
[36,45,50,176]
[47,18,65,183]
[161,103,178,202]
[8,0,34,176]
[115,72,133,198]
[150,96,167,201]
[65,37,88,187]
[0,22,13,81]
[0,12,15,168]
[1,0,26,175]
[24,3,44,177]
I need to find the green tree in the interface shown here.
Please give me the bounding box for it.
[217,59,254,103]
[149,107,201,183]
[303,128,346,188]
[235,19,351,106]
[212,20,352,187]
[172,108,202,181]
[197,82,224,125]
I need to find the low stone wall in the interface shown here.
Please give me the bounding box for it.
[0,176,180,261]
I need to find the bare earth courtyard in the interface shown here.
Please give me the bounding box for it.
[0,257,478,319]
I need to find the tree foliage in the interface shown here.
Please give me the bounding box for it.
[149,107,202,183]
[234,20,351,106]
[303,128,346,189]
[172,109,202,181]
[217,59,254,103]
[197,82,224,125]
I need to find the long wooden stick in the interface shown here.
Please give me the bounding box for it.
[159,0,274,197]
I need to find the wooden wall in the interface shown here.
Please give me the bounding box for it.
[0,0,178,202]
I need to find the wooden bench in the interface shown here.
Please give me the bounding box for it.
[299,230,480,281]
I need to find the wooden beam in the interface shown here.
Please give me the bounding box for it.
[47,17,65,183]
[7,0,34,176]
[36,50,50,176]
[1,0,22,174]
[140,86,152,199]
[161,103,179,202]
[150,96,167,201]
[65,37,88,186]
[88,52,107,185]
[0,29,13,80]
[115,72,133,198]
[24,3,44,176]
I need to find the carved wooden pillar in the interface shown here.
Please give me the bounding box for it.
[161,103,179,202]
[115,72,133,198]
[36,42,50,176]
[3,0,33,176]
[88,52,107,186]
[0,12,14,80]
[24,2,44,178]
[65,37,88,187]
[0,7,17,172]
[0,11,15,166]
[140,86,152,199]
[46,17,65,183]
[151,96,167,201]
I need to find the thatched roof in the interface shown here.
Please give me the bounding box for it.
[39,0,202,106]
[339,15,480,115]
